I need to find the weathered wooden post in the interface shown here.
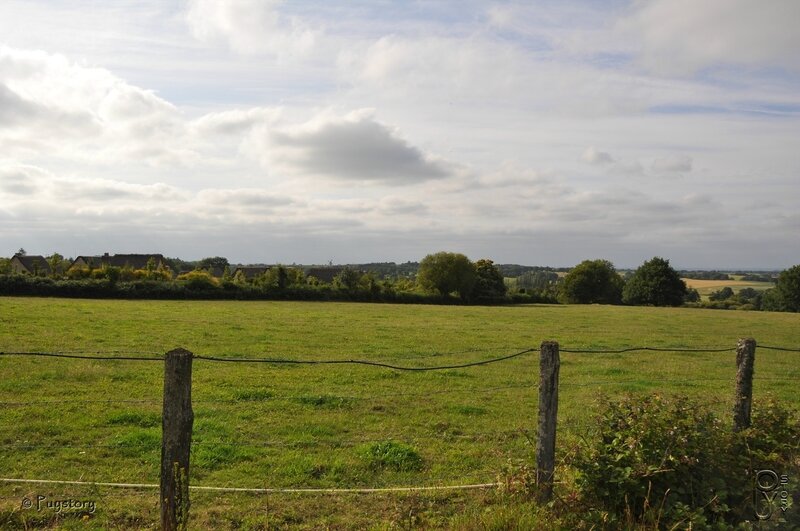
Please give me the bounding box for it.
[161,348,194,530]
[733,338,756,431]
[536,341,559,502]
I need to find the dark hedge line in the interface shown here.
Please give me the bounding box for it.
[0,275,539,306]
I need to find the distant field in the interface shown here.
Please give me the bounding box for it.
[1,297,798,528]
[682,278,775,299]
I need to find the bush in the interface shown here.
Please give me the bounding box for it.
[176,270,219,290]
[575,393,799,528]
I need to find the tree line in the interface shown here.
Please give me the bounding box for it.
[1,250,798,312]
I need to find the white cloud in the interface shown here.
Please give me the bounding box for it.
[190,107,281,136]
[0,45,193,167]
[262,109,453,184]
[620,0,800,75]
[186,0,316,58]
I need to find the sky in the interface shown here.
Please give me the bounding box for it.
[0,0,798,268]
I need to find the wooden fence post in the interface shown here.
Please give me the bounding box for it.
[536,340,559,502]
[161,348,194,530]
[733,338,756,432]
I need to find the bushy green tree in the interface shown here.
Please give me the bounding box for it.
[770,264,800,312]
[264,265,290,289]
[46,253,65,278]
[471,259,506,298]
[333,267,362,292]
[198,256,229,271]
[622,256,687,306]
[709,286,734,301]
[684,287,701,303]
[559,259,623,304]
[417,252,476,298]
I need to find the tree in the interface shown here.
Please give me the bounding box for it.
[768,264,800,312]
[684,288,701,303]
[417,252,476,298]
[47,253,65,278]
[709,286,734,301]
[517,270,559,291]
[622,257,687,307]
[471,259,507,298]
[559,259,623,304]
[198,256,229,271]
[333,267,362,292]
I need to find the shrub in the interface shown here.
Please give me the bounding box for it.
[575,393,799,528]
[176,270,219,290]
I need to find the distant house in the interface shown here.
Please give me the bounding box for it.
[206,267,225,278]
[231,266,271,280]
[11,254,51,276]
[71,253,165,270]
[306,267,345,284]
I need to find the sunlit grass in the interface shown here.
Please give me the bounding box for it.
[0,297,797,528]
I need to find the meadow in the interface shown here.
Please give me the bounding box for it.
[682,277,775,300]
[1,297,798,529]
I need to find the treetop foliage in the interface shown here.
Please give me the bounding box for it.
[559,259,623,304]
[622,256,687,307]
[417,252,477,298]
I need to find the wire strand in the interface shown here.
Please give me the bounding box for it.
[759,345,800,352]
[560,346,734,354]
[193,348,536,371]
[0,351,163,361]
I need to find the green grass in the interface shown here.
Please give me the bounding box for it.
[0,297,798,528]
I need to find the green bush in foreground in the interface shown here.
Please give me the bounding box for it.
[575,393,800,529]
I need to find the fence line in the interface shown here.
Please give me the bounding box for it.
[2,338,797,526]
[3,343,797,367]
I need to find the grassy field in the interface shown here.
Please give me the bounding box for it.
[1,297,798,529]
[682,278,775,300]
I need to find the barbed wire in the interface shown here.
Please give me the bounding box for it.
[2,343,798,369]
[759,345,800,352]
[560,346,735,354]
[193,347,536,370]
[0,348,536,370]
[0,351,163,361]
